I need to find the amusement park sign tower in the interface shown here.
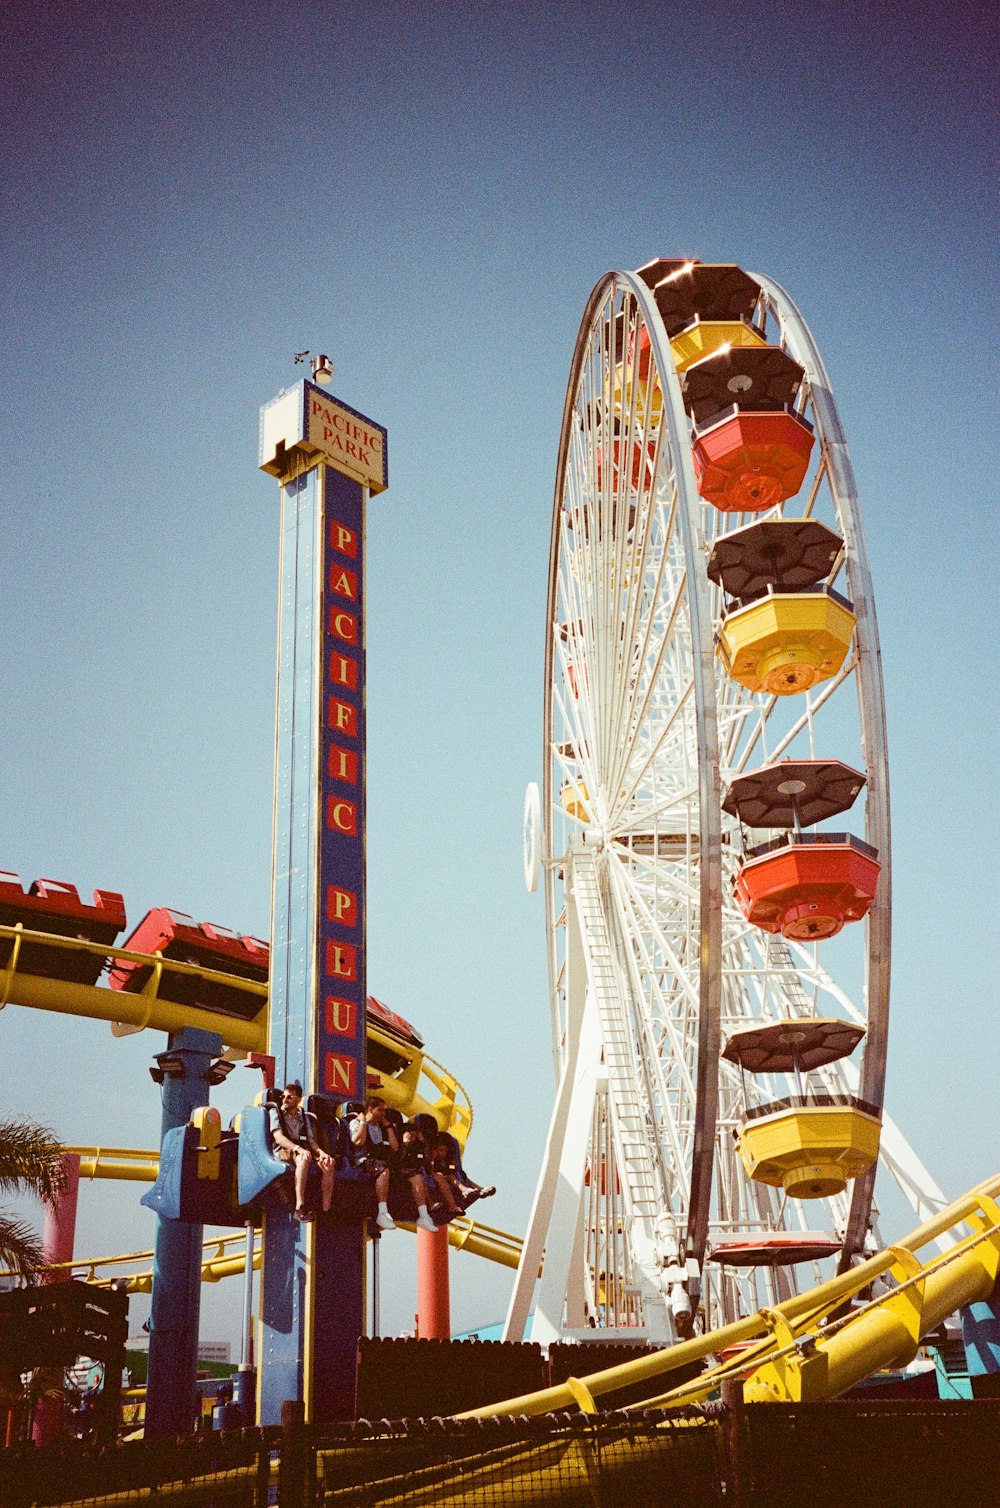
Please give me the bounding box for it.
[258,359,387,1422]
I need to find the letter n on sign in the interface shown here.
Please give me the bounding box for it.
[325,1053,357,1098]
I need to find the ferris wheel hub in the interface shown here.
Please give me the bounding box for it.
[522,783,541,893]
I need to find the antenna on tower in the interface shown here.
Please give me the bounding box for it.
[292,350,333,384]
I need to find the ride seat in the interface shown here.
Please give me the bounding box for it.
[339,1100,371,1171]
[414,1112,440,1145]
[141,1113,244,1226]
[417,1115,483,1214]
[236,1098,293,1209]
[306,1094,350,1167]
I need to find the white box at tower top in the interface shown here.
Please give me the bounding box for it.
[259,378,388,495]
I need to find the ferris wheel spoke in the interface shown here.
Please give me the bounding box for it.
[606,860,700,1095]
[603,463,669,788]
[612,779,700,840]
[552,629,600,798]
[602,892,698,1202]
[783,939,868,1026]
[798,445,828,520]
[607,563,691,810]
[763,655,858,766]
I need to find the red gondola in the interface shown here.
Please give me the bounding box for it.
[693,406,815,512]
[734,835,880,941]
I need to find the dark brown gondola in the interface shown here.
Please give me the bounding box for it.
[682,344,804,426]
[723,758,866,829]
[708,518,843,601]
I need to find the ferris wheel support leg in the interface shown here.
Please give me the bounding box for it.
[565,1188,589,1330]
[504,871,590,1342]
[838,1057,953,1254]
[502,989,599,1343]
[530,994,603,1348]
[875,1113,951,1242]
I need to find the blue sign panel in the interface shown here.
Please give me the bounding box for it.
[268,466,322,1093]
[318,465,367,1102]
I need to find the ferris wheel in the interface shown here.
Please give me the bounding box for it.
[508,260,948,1347]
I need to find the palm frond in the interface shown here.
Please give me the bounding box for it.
[0,1117,67,1203]
[0,1211,46,1279]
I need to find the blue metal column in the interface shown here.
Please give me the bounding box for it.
[144,1026,223,1438]
[256,466,368,1423]
[259,464,321,1422]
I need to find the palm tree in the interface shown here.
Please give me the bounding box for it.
[0,1115,67,1280]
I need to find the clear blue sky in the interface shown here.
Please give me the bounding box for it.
[1,0,997,1344]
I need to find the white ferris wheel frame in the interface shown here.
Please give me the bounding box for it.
[506,267,947,1346]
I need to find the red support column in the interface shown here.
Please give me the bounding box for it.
[415,1225,450,1339]
[33,1153,81,1444]
[42,1153,81,1274]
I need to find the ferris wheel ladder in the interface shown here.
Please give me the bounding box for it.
[573,842,698,1334]
[572,845,662,1221]
[503,838,695,1346]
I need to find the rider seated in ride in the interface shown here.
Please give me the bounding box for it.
[268,1081,335,1222]
[430,1131,495,1208]
[400,1119,463,1219]
[350,1096,437,1233]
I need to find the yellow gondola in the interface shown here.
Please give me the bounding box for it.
[717,588,856,696]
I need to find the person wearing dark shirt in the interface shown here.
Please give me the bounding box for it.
[350,1097,437,1232]
[431,1131,496,1207]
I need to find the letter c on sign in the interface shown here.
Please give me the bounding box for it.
[332,611,357,644]
[328,799,357,836]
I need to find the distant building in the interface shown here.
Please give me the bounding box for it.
[197,1342,231,1363]
[127,1337,231,1363]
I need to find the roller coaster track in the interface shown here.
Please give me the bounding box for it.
[459,1173,1000,1412]
[0,923,474,1131]
[0,924,267,1049]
